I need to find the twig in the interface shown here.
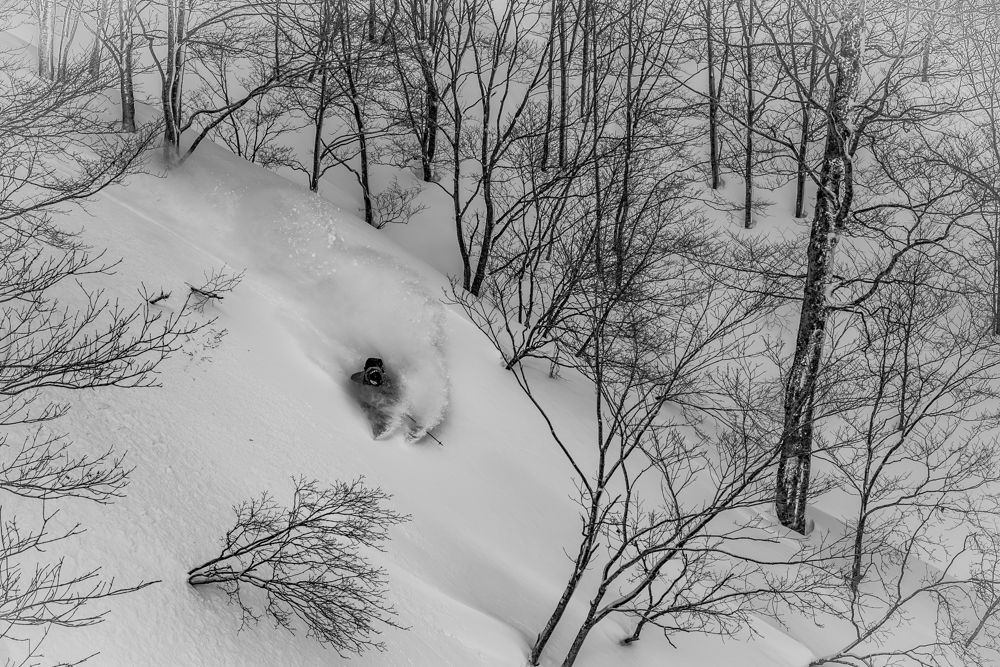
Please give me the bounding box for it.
[148,290,171,305]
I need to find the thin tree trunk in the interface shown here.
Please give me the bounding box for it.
[469,163,495,296]
[849,505,868,591]
[38,0,55,79]
[528,498,603,665]
[541,0,556,170]
[613,6,634,284]
[453,134,471,289]
[920,0,940,82]
[162,0,188,161]
[741,0,755,229]
[274,0,281,76]
[558,0,568,167]
[310,71,328,192]
[117,0,137,131]
[993,203,1000,335]
[423,86,439,181]
[120,42,136,131]
[775,0,866,533]
[794,6,818,218]
[579,0,591,118]
[340,7,374,226]
[57,0,83,80]
[89,0,109,77]
[162,0,178,159]
[706,0,721,189]
[559,597,604,667]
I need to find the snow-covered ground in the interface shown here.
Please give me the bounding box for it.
[0,110,837,667]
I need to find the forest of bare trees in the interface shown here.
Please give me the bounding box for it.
[8,0,1000,665]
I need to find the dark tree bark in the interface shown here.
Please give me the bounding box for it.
[541,0,556,170]
[118,0,138,132]
[56,0,84,80]
[740,0,755,228]
[920,0,940,82]
[774,0,866,533]
[558,0,568,167]
[338,0,374,225]
[994,205,1000,336]
[158,0,188,162]
[705,0,721,189]
[89,0,109,77]
[309,69,329,192]
[793,1,819,218]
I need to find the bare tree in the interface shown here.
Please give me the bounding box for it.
[753,0,970,533]
[456,130,798,663]
[929,1,1000,335]
[0,30,230,665]
[140,0,299,164]
[823,255,1000,593]
[92,0,142,131]
[277,0,392,225]
[382,0,450,183]
[702,0,732,190]
[188,477,409,656]
[188,46,296,169]
[787,252,1000,666]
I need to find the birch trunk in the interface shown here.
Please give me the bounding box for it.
[774,0,866,533]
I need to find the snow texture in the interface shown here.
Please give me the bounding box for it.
[0,95,829,667]
[234,188,450,439]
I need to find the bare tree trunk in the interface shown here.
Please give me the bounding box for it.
[309,70,329,192]
[994,203,1000,336]
[849,501,869,590]
[422,86,439,181]
[120,46,136,131]
[38,0,55,79]
[117,0,137,131]
[794,3,819,218]
[528,498,603,665]
[738,0,755,228]
[453,136,471,289]
[579,0,591,118]
[775,0,866,533]
[920,0,940,82]
[706,0,721,189]
[162,0,188,162]
[541,0,556,170]
[340,6,374,226]
[469,145,495,295]
[558,0,568,168]
[558,596,605,667]
[274,0,282,75]
[57,0,84,80]
[89,0,109,77]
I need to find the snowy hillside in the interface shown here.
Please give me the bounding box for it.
[0,121,823,667]
[9,0,1000,665]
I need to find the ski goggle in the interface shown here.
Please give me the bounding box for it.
[364,366,384,385]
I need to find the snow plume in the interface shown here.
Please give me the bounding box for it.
[237,189,449,438]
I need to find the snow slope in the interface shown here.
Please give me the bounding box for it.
[2,128,827,667]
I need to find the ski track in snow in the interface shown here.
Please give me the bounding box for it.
[106,177,450,440]
[235,188,451,439]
